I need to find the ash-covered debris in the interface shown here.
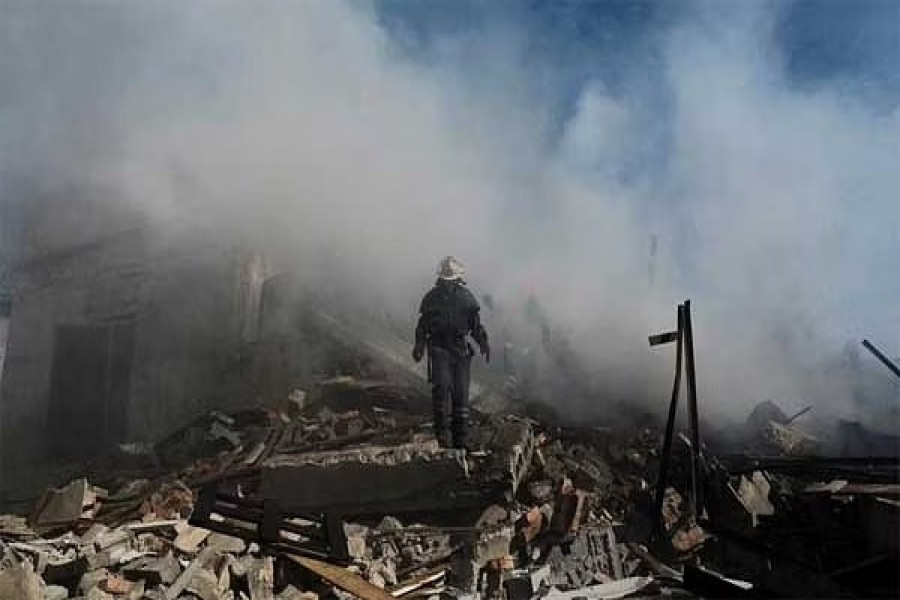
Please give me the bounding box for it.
[0,375,898,599]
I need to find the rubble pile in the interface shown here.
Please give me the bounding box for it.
[1,503,262,600]
[0,378,897,599]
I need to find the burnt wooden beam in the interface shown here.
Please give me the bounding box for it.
[652,304,684,541]
[862,339,900,381]
[683,300,704,518]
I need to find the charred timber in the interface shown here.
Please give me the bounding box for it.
[862,339,900,381]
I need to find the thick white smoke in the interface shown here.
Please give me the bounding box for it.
[0,1,897,429]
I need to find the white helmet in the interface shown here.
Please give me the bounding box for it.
[436,256,466,281]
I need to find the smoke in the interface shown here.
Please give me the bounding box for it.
[1,1,898,428]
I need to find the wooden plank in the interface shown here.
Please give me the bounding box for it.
[649,331,679,347]
[388,568,446,597]
[285,554,395,600]
[125,520,181,533]
[804,482,900,496]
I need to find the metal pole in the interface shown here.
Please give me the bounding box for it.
[784,405,812,425]
[682,300,704,517]
[861,339,900,381]
[653,304,684,539]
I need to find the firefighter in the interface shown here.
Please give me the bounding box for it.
[413,257,490,448]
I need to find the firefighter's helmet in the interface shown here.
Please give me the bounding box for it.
[436,256,466,281]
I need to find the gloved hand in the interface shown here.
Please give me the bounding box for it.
[480,342,491,364]
[412,344,425,363]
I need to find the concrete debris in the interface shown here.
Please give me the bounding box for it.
[185,567,223,600]
[84,587,113,600]
[660,487,682,531]
[43,584,69,600]
[0,383,897,599]
[744,400,820,456]
[247,556,275,600]
[0,515,34,539]
[764,421,819,456]
[278,585,318,600]
[29,479,100,529]
[206,532,247,555]
[172,523,211,555]
[543,576,654,600]
[164,546,215,599]
[78,568,110,595]
[121,552,180,586]
[735,471,775,527]
[98,573,133,594]
[259,444,469,513]
[745,400,790,437]
[0,561,42,600]
[670,520,710,554]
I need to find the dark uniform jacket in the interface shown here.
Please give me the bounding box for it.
[415,279,489,357]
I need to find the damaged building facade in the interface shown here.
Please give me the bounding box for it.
[0,191,273,477]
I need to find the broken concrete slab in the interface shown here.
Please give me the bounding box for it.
[173,524,211,555]
[30,478,92,528]
[206,532,247,555]
[259,443,468,512]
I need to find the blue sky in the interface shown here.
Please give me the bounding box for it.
[781,0,900,108]
[376,0,900,129]
[373,0,900,208]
